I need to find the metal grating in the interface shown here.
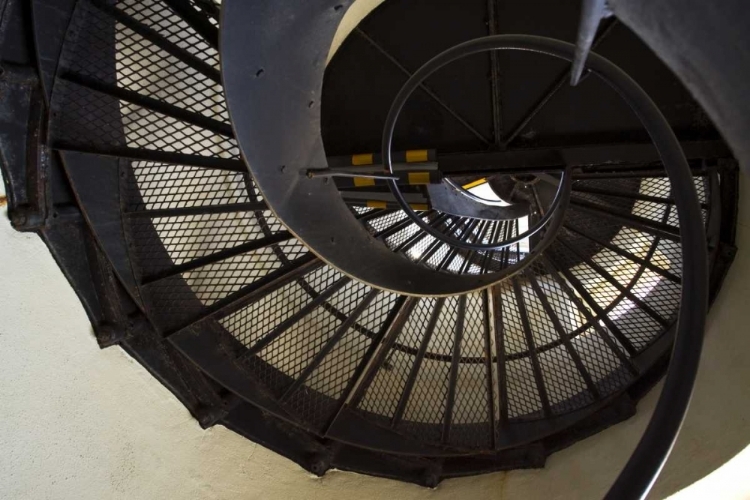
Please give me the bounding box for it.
[225,266,343,347]
[365,211,408,234]
[67,0,228,123]
[124,163,251,212]
[611,298,665,351]
[287,291,400,430]
[141,246,282,329]
[53,77,238,158]
[357,298,438,419]
[495,286,544,419]
[570,329,632,397]
[538,345,594,414]
[119,0,220,69]
[248,280,369,397]
[399,298,459,432]
[446,293,493,449]
[144,212,268,265]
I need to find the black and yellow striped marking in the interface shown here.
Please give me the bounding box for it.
[334,170,441,189]
[328,149,438,168]
[462,178,487,190]
[405,149,430,163]
[352,176,376,188]
[407,171,432,185]
[351,153,375,166]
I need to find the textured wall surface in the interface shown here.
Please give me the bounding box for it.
[0,173,749,499]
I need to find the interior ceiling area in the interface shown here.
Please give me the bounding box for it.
[322,0,718,156]
[0,0,745,497]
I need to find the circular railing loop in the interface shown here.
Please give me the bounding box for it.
[383,35,707,500]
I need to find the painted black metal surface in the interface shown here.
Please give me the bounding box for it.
[322,3,721,157]
[609,0,750,178]
[220,0,522,296]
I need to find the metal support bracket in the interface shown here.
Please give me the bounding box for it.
[570,0,613,85]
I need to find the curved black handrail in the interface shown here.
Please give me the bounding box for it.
[380,48,571,252]
[381,35,708,499]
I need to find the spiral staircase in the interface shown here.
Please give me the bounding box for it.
[0,0,739,492]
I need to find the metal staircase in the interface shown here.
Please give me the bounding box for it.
[0,0,739,493]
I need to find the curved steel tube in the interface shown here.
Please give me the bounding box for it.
[427,181,532,220]
[443,178,521,206]
[383,62,571,251]
[382,35,707,499]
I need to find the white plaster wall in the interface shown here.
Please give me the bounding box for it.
[1,172,749,500]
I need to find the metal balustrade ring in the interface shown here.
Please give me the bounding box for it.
[382,34,707,500]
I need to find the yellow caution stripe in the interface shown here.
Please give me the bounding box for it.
[353,177,376,188]
[406,149,430,163]
[462,178,487,190]
[334,149,436,167]
[351,153,374,166]
[334,170,439,189]
[407,172,432,185]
